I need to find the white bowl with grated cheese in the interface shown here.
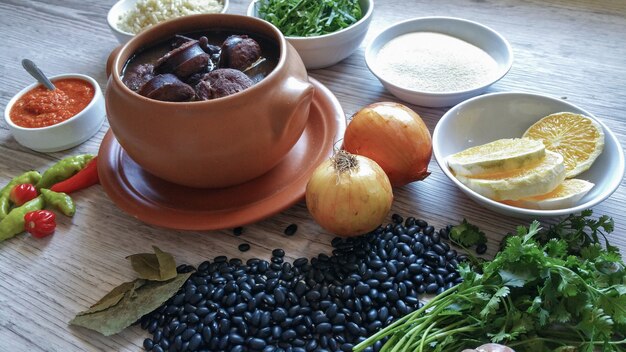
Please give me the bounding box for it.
[365,17,513,108]
[107,0,229,44]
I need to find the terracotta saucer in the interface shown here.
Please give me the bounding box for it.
[98,78,346,230]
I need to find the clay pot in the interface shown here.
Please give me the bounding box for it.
[106,14,314,188]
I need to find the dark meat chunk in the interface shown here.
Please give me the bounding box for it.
[186,72,208,87]
[138,74,195,102]
[194,69,254,100]
[199,36,221,56]
[220,35,261,71]
[122,63,154,91]
[155,40,210,79]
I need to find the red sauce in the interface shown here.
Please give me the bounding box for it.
[10,78,95,128]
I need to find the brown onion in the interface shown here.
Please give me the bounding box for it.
[344,102,432,187]
[305,151,393,237]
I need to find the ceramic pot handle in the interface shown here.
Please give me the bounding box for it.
[272,76,315,137]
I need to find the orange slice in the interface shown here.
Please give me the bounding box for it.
[503,179,594,210]
[523,112,604,178]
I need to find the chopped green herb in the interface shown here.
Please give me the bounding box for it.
[257,0,362,37]
[449,218,488,247]
[355,213,626,352]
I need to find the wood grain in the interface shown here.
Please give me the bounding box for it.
[1,0,625,351]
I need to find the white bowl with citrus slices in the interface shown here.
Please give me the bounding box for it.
[433,92,624,218]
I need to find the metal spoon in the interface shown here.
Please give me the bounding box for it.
[22,59,56,90]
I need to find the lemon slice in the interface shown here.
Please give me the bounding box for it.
[503,179,594,210]
[523,112,604,178]
[455,150,566,201]
[447,138,546,176]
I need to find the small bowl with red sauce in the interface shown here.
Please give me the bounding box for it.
[4,74,105,152]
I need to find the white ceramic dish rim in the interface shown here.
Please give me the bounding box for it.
[107,0,230,37]
[432,91,625,218]
[4,73,102,132]
[246,0,373,41]
[365,16,513,97]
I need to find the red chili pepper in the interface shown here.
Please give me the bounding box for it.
[50,156,99,193]
[10,183,38,206]
[24,210,56,238]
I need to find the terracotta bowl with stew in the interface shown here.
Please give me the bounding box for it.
[4,73,105,152]
[105,14,315,188]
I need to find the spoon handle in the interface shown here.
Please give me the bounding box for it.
[22,59,56,90]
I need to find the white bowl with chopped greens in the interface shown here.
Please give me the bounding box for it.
[108,0,229,44]
[247,0,373,69]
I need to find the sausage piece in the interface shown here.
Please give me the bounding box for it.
[155,40,210,79]
[219,35,261,71]
[138,74,195,102]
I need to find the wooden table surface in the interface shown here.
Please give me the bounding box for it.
[1,0,625,351]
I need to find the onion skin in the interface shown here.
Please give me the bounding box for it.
[306,153,393,237]
[461,344,515,352]
[344,102,432,187]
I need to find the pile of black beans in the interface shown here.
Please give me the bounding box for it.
[140,215,465,352]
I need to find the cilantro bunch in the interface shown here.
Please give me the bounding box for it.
[355,216,626,352]
[257,0,362,37]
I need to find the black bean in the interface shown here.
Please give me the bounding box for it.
[143,338,154,350]
[284,224,298,236]
[272,248,285,257]
[202,326,212,341]
[367,320,383,332]
[305,339,318,351]
[140,216,462,351]
[229,332,244,345]
[238,243,250,252]
[233,226,244,236]
[249,337,267,349]
[476,243,488,254]
[173,335,183,350]
[316,322,332,334]
[445,272,459,283]
[416,219,428,228]
[373,270,388,281]
[293,257,308,267]
[218,335,230,350]
[426,283,439,294]
[305,291,321,301]
[405,295,419,305]
[188,333,202,350]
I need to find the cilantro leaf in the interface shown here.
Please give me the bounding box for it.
[449,219,487,247]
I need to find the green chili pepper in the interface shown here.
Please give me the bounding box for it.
[0,195,45,242]
[0,171,42,221]
[40,188,75,217]
[36,154,94,190]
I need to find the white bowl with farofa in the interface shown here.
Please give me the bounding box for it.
[107,0,229,44]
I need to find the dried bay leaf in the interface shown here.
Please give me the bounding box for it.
[80,280,146,315]
[70,272,192,336]
[127,246,177,281]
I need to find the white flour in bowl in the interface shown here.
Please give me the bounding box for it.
[375,32,499,93]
